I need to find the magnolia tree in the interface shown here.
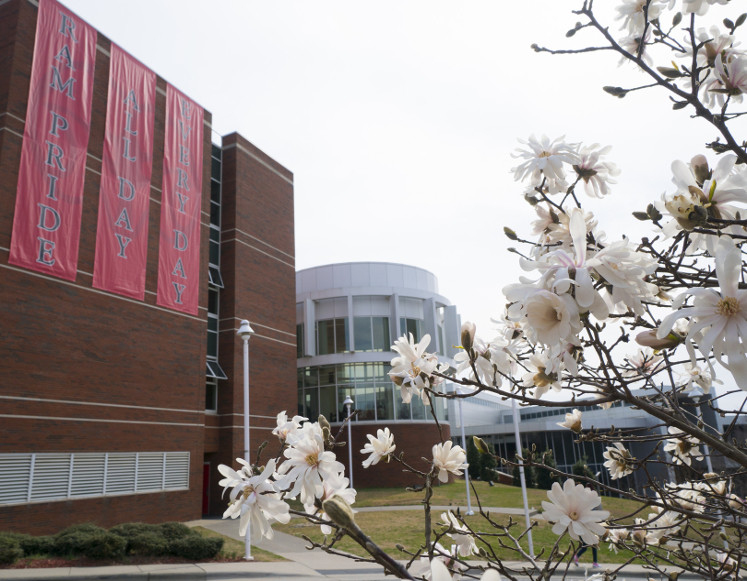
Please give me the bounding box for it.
[218,1,747,579]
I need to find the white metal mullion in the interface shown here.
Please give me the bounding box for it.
[27,453,36,502]
[103,453,109,495]
[134,452,139,492]
[68,454,75,498]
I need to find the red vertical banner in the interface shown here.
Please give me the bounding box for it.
[9,0,96,281]
[156,85,203,315]
[93,45,156,300]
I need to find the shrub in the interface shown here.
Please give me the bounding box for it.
[0,534,24,565]
[52,523,106,556]
[158,522,192,541]
[109,522,159,540]
[535,449,558,490]
[19,534,55,556]
[168,535,223,560]
[80,532,127,560]
[127,531,168,556]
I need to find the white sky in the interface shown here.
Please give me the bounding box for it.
[61,1,747,407]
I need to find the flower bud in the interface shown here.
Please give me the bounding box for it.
[473,436,491,454]
[322,495,357,530]
[690,154,710,186]
[635,330,682,350]
[461,321,476,352]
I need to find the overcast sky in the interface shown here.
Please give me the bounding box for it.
[60,1,746,405]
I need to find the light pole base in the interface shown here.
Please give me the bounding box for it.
[243,556,255,561]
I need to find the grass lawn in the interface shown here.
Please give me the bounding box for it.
[275,481,645,565]
[191,526,286,562]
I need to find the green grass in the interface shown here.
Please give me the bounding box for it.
[191,526,286,562]
[275,481,645,564]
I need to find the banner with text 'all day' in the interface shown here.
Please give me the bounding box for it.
[9,0,96,281]
[156,85,203,315]
[93,44,156,300]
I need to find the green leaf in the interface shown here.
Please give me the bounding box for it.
[503,227,518,241]
[737,13,747,27]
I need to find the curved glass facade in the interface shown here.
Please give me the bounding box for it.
[298,362,449,424]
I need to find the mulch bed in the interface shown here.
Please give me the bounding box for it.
[3,555,244,569]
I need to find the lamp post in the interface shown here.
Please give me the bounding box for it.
[237,319,254,561]
[511,398,535,559]
[343,395,354,488]
[454,387,474,515]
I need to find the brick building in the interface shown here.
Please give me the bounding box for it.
[0,0,295,534]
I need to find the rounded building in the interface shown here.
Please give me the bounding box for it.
[296,262,460,487]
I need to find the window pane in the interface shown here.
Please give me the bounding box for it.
[205,383,217,411]
[296,324,304,358]
[375,385,393,421]
[304,367,319,387]
[304,387,319,420]
[356,383,375,421]
[320,386,337,422]
[317,320,334,355]
[335,318,349,352]
[207,330,217,358]
[372,317,390,351]
[354,317,373,351]
[411,397,426,420]
[396,396,411,420]
[319,365,336,386]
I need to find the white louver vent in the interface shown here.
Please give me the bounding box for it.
[0,451,189,505]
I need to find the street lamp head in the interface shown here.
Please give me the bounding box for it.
[343,395,354,408]
[237,319,254,340]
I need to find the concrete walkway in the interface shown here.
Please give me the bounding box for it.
[1,506,706,580]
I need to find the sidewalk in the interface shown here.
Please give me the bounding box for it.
[0,506,707,580]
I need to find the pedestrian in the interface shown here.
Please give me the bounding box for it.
[573,542,599,568]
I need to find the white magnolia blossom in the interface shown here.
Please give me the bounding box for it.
[389,333,447,404]
[432,441,467,483]
[615,0,664,35]
[504,286,582,346]
[541,479,610,545]
[272,410,307,442]
[521,350,564,398]
[217,458,291,540]
[664,427,705,466]
[557,408,583,433]
[606,527,630,553]
[511,134,578,194]
[624,348,663,378]
[275,421,345,504]
[430,558,501,581]
[440,511,478,557]
[683,0,730,16]
[303,472,356,535]
[658,236,747,389]
[603,443,635,480]
[573,143,620,198]
[360,427,396,468]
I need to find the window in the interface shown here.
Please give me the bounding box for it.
[205,380,218,411]
[296,324,304,358]
[316,318,349,354]
[354,316,390,352]
[400,317,424,341]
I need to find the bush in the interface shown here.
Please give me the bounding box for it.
[535,449,557,490]
[168,535,223,560]
[109,522,159,540]
[80,532,127,560]
[52,523,107,556]
[19,534,55,556]
[0,534,24,565]
[127,531,168,556]
[158,522,192,541]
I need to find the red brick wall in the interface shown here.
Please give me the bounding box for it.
[0,0,247,534]
[203,134,296,515]
[341,422,454,489]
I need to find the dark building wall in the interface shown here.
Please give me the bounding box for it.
[341,423,453,489]
[0,0,295,532]
[204,133,296,515]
